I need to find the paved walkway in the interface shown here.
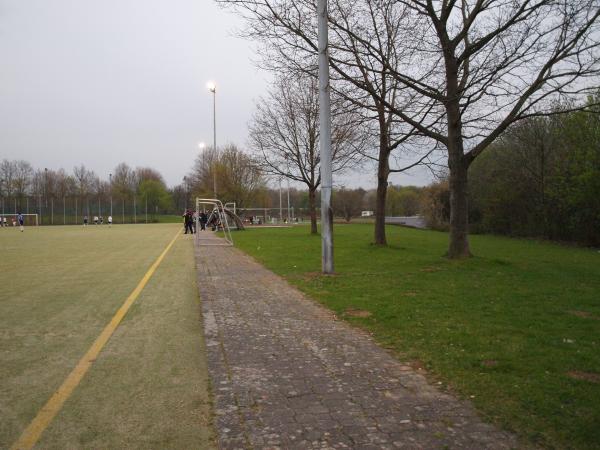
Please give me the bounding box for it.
[195,233,518,449]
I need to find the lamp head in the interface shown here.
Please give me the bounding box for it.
[206,81,216,93]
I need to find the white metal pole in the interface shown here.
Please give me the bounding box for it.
[109,173,113,217]
[211,87,217,197]
[279,178,283,222]
[287,178,291,222]
[318,0,334,273]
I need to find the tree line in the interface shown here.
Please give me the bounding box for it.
[0,161,174,221]
[424,101,600,247]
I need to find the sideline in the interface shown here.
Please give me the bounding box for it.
[11,228,183,450]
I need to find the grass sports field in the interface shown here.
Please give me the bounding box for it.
[234,224,600,449]
[0,224,214,449]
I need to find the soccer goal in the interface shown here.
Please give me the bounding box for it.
[0,213,39,227]
[195,198,233,246]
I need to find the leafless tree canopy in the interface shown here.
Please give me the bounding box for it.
[188,144,266,208]
[249,74,365,186]
[219,0,600,256]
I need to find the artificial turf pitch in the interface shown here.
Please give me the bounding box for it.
[0,224,214,449]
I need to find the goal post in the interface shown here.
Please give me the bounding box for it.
[0,214,39,227]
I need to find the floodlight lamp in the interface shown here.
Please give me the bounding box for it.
[207,81,216,92]
[198,142,206,150]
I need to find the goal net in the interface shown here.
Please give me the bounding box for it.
[0,214,39,227]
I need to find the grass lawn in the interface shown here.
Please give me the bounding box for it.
[0,223,214,449]
[233,224,600,449]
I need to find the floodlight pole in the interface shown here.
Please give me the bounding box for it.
[318,0,334,274]
[279,177,283,222]
[208,83,217,197]
[109,173,113,217]
[287,178,291,223]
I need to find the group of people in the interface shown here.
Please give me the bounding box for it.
[83,215,112,226]
[0,214,24,231]
[183,209,212,234]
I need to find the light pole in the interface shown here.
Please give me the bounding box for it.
[109,173,113,218]
[44,168,48,224]
[183,175,188,209]
[0,178,4,216]
[279,177,283,222]
[198,141,206,202]
[287,177,291,222]
[318,0,334,273]
[207,81,217,198]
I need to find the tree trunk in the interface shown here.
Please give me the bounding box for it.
[374,108,390,245]
[447,139,471,258]
[374,172,389,245]
[308,187,318,234]
[444,51,472,259]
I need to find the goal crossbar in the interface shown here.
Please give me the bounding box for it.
[0,213,39,226]
[195,198,233,246]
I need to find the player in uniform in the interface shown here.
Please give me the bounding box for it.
[17,213,24,232]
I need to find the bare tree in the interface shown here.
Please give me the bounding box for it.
[219,0,443,245]
[332,187,366,222]
[135,167,164,185]
[112,163,137,199]
[188,144,266,208]
[220,0,600,257]
[0,159,16,200]
[73,165,96,215]
[12,161,34,199]
[249,74,365,233]
[339,0,600,257]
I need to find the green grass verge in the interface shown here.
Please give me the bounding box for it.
[0,224,214,448]
[233,224,600,449]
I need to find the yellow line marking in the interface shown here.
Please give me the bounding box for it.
[11,228,183,450]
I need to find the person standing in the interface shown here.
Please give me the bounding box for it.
[83,215,88,226]
[17,213,24,232]
[108,215,113,227]
[199,211,207,231]
[183,209,194,234]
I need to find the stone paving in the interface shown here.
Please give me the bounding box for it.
[195,233,519,449]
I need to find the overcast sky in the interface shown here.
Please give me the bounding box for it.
[0,0,433,189]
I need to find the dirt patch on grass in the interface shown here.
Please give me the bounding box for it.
[402,291,418,297]
[420,267,440,273]
[567,310,600,320]
[298,271,338,282]
[482,360,499,367]
[345,309,372,318]
[567,371,600,383]
[409,360,428,371]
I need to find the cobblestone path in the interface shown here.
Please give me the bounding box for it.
[195,233,518,449]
